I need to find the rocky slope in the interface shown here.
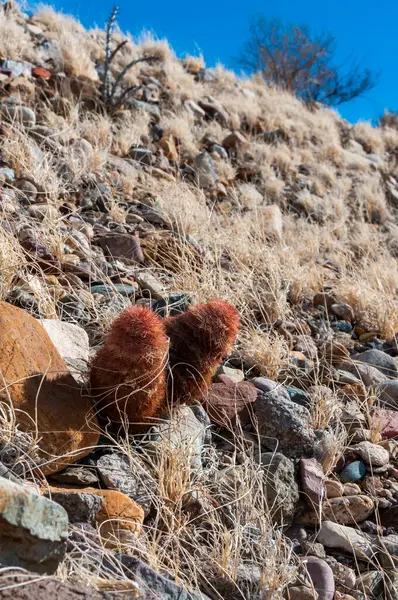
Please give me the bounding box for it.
[0,2,398,599]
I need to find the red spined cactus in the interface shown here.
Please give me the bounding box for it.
[90,306,168,428]
[165,299,240,405]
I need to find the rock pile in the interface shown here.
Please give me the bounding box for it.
[0,2,397,599]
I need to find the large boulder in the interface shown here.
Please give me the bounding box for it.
[0,302,99,474]
[0,478,68,574]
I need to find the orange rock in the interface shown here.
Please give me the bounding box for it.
[33,66,52,80]
[0,302,99,474]
[159,135,178,161]
[46,486,144,538]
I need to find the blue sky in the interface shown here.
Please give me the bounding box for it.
[48,0,396,123]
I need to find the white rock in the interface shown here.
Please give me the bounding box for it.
[40,319,89,383]
[352,441,390,467]
[317,521,375,559]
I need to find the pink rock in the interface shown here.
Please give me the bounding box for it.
[300,458,325,506]
[372,409,398,439]
[302,556,335,600]
[201,381,257,427]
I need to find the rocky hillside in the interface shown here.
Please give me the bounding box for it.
[0,2,398,599]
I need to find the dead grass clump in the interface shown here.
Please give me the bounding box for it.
[351,121,385,155]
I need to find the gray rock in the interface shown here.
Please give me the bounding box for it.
[97,453,157,516]
[323,556,356,591]
[49,465,99,486]
[0,478,68,574]
[261,452,299,524]
[0,571,119,600]
[39,319,89,383]
[338,361,387,387]
[130,99,161,119]
[150,406,209,471]
[302,556,334,600]
[130,147,153,165]
[250,377,290,399]
[294,335,318,360]
[1,104,36,127]
[375,379,398,410]
[194,152,218,188]
[316,521,375,559]
[254,391,316,457]
[135,270,165,300]
[97,231,144,263]
[46,490,103,524]
[115,555,210,599]
[351,349,398,378]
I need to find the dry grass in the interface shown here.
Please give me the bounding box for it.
[0,2,397,597]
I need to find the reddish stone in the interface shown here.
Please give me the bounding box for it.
[300,458,325,506]
[372,409,398,439]
[0,302,99,474]
[33,66,52,80]
[201,381,257,427]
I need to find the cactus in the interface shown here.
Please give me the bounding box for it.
[90,306,168,428]
[165,299,240,405]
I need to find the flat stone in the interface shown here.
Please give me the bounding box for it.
[0,479,68,574]
[49,466,99,486]
[97,453,157,516]
[316,521,375,559]
[352,441,390,467]
[97,232,144,263]
[302,556,334,600]
[113,555,210,600]
[300,458,325,506]
[351,349,397,378]
[338,361,387,387]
